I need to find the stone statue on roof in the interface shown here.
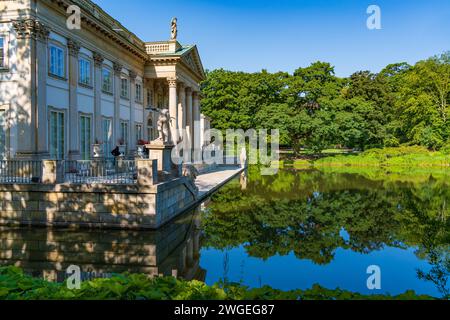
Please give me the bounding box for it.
[171,17,177,40]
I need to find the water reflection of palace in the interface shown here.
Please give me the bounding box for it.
[0,210,204,282]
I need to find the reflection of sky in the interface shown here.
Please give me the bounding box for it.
[200,245,440,297]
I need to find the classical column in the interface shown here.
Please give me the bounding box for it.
[113,62,122,147]
[185,87,193,157]
[129,70,137,153]
[167,77,178,144]
[200,114,206,148]
[93,52,104,146]
[177,82,186,142]
[12,19,50,159]
[68,38,81,160]
[192,91,201,161]
[186,238,194,267]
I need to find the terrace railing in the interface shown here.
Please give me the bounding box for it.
[0,160,42,184]
[62,159,137,185]
[0,159,138,185]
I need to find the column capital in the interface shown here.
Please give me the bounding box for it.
[113,62,123,75]
[178,82,185,90]
[67,38,81,57]
[185,87,193,94]
[13,19,50,41]
[129,70,138,81]
[192,91,199,98]
[93,52,104,67]
[167,77,178,88]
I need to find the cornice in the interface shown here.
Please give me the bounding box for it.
[47,0,148,61]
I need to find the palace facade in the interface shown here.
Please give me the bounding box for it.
[0,0,209,160]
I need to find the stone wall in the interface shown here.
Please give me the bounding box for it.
[0,176,198,230]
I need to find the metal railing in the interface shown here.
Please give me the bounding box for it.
[62,159,137,185]
[0,159,137,185]
[0,160,42,184]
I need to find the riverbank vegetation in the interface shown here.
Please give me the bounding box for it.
[201,52,450,153]
[281,146,450,168]
[0,266,436,300]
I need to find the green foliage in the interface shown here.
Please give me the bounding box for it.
[0,266,436,300]
[200,53,450,153]
[314,146,450,167]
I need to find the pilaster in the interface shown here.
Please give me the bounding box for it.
[93,52,104,147]
[129,70,137,153]
[12,19,50,159]
[113,62,123,148]
[67,38,81,160]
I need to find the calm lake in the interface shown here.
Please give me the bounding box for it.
[1,166,449,298]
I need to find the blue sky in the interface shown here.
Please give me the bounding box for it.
[93,0,450,77]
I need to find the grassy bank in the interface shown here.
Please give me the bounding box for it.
[0,267,435,300]
[286,146,450,168]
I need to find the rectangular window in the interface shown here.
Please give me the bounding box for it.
[147,90,152,106]
[102,118,112,157]
[80,115,92,160]
[0,37,5,68]
[102,68,112,93]
[49,110,65,159]
[49,45,65,78]
[135,124,142,143]
[0,110,6,158]
[121,78,129,99]
[120,121,129,145]
[147,117,155,142]
[135,84,142,103]
[79,58,92,86]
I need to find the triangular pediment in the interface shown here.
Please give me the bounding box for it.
[180,46,206,81]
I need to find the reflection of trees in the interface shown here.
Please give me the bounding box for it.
[202,169,450,281]
[417,248,449,299]
[203,188,403,264]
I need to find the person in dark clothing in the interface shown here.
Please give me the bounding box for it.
[111,146,121,167]
[111,146,121,157]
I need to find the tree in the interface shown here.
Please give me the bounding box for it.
[200,53,450,152]
[395,53,450,149]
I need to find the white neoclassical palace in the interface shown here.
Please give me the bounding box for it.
[0,0,210,160]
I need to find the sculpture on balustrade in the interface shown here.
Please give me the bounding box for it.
[182,164,199,182]
[154,108,172,145]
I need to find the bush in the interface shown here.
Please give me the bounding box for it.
[313,146,450,167]
[0,267,436,300]
[441,142,450,154]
